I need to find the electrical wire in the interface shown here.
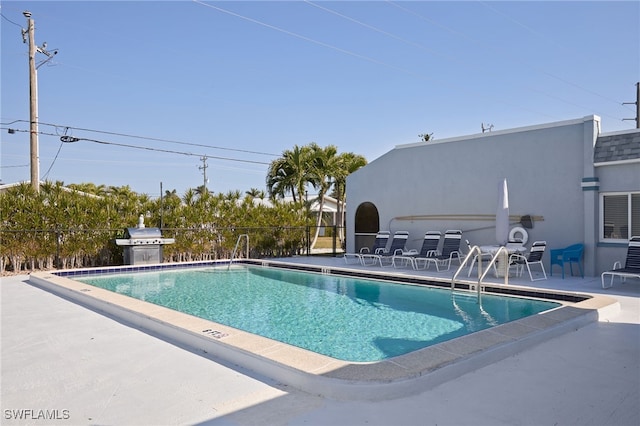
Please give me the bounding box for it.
[192,0,422,77]
[5,119,279,157]
[2,128,272,165]
[388,0,631,112]
[194,0,630,123]
[4,2,634,145]
[309,0,630,120]
[1,12,22,28]
[304,0,445,59]
[193,0,557,119]
[0,164,29,169]
[41,126,71,179]
[41,140,64,179]
[477,1,632,109]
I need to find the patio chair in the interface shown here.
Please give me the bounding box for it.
[361,231,409,267]
[508,240,547,281]
[550,243,584,278]
[414,230,462,271]
[601,236,640,289]
[392,231,441,269]
[343,231,390,265]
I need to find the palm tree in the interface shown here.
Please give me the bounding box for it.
[266,145,311,202]
[245,188,265,201]
[68,182,107,197]
[182,188,197,208]
[332,152,367,243]
[106,185,139,226]
[196,183,216,198]
[266,143,368,249]
[164,188,179,199]
[225,190,242,202]
[307,143,340,248]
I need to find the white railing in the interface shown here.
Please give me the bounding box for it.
[452,245,484,302]
[228,234,249,270]
[452,245,510,303]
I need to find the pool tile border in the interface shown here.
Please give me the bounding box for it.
[29,260,619,401]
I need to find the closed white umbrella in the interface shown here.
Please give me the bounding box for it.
[496,178,510,246]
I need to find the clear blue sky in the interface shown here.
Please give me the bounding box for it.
[1,1,638,198]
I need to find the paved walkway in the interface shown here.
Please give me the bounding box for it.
[1,260,639,425]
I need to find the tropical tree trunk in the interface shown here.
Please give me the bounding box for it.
[310,195,325,249]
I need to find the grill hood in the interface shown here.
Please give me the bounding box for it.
[124,227,163,239]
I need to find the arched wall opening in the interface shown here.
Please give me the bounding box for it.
[353,202,380,252]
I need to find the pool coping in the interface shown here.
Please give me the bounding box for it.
[28,260,619,401]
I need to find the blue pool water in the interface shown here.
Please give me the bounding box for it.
[76,266,560,362]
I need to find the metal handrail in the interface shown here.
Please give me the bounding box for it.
[228,234,249,270]
[480,246,510,288]
[452,245,485,303]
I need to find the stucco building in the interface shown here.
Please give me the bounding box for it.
[346,115,639,277]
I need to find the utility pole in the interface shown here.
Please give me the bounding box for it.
[24,11,39,192]
[198,156,209,192]
[159,181,163,229]
[22,11,57,192]
[623,82,640,129]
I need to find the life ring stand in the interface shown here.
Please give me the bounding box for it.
[509,226,529,245]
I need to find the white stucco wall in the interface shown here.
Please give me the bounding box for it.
[346,116,604,276]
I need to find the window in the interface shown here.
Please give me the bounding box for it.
[601,192,640,241]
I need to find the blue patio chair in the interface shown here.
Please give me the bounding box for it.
[550,243,584,278]
[601,236,640,289]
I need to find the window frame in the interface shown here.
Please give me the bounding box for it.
[599,191,640,243]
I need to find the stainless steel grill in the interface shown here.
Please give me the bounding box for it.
[115,215,175,265]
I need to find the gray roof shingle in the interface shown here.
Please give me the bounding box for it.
[594,131,640,163]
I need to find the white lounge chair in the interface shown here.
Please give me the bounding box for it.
[392,231,441,269]
[414,230,462,271]
[361,231,409,267]
[343,231,390,265]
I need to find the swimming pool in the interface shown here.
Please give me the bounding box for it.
[29,260,612,400]
[75,265,559,362]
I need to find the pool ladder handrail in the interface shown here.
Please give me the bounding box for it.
[452,245,483,303]
[452,245,510,303]
[479,245,510,288]
[228,234,249,270]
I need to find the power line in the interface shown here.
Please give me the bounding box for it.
[193,0,554,120]
[388,0,629,112]
[0,164,30,169]
[42,139,64,179]
[5,119,279,157]
[1,12,22,28]
[304,0,444,59]
[3,128,271,165]
[192,0,422,76]
[477,1,629,109]
[197,0,628,123]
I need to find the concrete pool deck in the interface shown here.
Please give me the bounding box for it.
[2,257,639,425]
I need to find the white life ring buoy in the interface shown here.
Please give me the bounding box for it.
[509,226,529,245]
